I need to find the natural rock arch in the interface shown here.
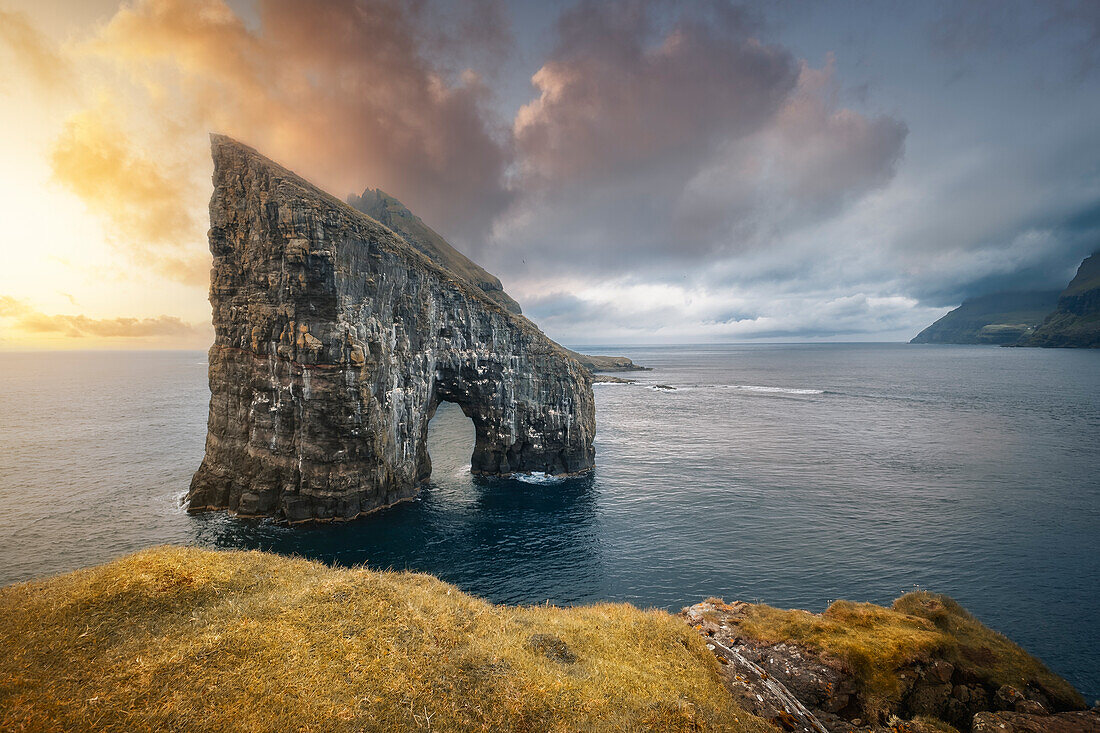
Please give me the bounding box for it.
[187,136,595,522]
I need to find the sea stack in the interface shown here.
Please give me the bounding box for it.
[187,135,595,522]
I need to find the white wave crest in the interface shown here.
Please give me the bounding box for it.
[513,471,564,485]
[729,385,824,395]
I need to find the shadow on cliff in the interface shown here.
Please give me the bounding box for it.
[187,471,606,606]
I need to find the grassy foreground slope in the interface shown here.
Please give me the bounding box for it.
[0,547,773,733]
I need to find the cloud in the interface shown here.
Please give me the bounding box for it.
[494,1,906,279]
[0,296,197,338]
[0,295,33,318]
[0,9,72,91]
[513,1,797,187]
[76,0,513,253]
[522,280,942,345]
[677,56,907,251]
[928,0,1100,79]
[50,106,209,285]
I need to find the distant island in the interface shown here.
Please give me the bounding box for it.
[911,252,1100,347]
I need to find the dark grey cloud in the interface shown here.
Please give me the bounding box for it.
[493,0,907,282]
[928,0,1100,79]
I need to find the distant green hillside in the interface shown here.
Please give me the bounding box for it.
[1018,252,1100,348]
[910,291,1060,345]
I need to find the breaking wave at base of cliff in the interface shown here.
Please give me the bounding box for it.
[513,471,565,485]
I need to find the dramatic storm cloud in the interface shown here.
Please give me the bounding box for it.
[504,3,904,272]
[0,0,1098,347]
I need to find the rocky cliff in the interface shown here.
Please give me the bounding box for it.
[684,594,1090,733]
[187,136,595,522]
[347,187,524,315]
[909,291,1060,345]
[348,188,647,371]
[1017,252,1100,348]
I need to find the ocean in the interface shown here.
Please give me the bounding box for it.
[0,343,1096,698]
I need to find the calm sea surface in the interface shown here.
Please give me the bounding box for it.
[0,344,1097,698]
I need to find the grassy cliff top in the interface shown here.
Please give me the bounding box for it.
[0,547,772,733]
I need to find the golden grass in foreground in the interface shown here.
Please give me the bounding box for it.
[0,546,774,732]
[735,591,1084,718]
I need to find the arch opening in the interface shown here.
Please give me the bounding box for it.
[419,399,477,485]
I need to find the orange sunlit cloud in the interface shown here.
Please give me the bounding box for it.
[50,106,208,286]
[0,8,72,91]
[0,295,201,346]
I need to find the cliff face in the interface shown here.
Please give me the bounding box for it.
[348,189,648,372]
[188,136,595,522]
[909,291,1060,345]
[347,188,524,315]
[684,594,1088,733]
[1018,253,1100,348]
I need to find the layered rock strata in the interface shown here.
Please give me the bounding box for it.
[347,187,524,315]
[188,135,595,522]
[683,597,1089,733]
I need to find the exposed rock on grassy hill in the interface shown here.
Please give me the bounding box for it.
[1018,252,1100,348]
[683,595,1089,733]
[1,548,1092,732]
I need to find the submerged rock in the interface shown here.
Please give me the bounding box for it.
[187,135,595,522]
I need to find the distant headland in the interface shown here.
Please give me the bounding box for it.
[911,252,1100,347]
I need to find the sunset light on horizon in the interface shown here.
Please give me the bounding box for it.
[2,0,1098,349]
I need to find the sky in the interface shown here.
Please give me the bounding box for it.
[0,0,1098,349]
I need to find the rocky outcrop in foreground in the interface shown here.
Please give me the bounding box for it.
[1018,252,1100,348]
[684,595,1093,733]
[0,547,777,733]
[188,136,595,522]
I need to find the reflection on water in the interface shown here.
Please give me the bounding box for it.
[190,403,606,604]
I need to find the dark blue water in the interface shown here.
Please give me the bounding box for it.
[0,344,1097,698]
